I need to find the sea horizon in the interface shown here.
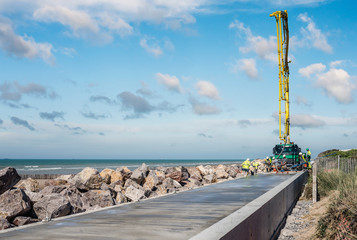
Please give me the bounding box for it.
[0,158,245,175]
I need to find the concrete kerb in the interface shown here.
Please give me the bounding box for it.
[190,171,308,240]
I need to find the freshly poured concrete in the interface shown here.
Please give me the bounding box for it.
[0,174,293,240]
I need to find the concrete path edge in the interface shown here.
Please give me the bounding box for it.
[190,171,308,240]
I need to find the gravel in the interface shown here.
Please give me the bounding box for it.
[278,199,313,240]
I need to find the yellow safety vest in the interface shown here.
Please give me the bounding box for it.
[307,150,311,156]
[253,162,259,169]
[242,160,250,169]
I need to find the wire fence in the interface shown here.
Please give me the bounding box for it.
[315,156,357,174]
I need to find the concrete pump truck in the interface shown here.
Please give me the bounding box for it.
[270,10,303,170]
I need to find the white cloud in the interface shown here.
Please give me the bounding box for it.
[230,20,277,62]
[188,96,221,115]
[298,13,332,53]
[0,18,54,64]
[1,0,204,44]
[238,58,258,79]
[316,68,355,103]
[295,96,311,107]
[291,114,325,129]
[271,0,329,6]
[299,62,356,103]
[156,73,183,93]
[195,81,220,100]
[329,60,343,68]
[140,39,163,57]
[33,5,112,44]
[299,63,326,78]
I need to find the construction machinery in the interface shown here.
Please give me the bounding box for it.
[270,10,301,168]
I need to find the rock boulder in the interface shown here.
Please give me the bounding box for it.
[0,189,31,221]
[0,218,11,230]
[187,167,202,181]
[0,167,21,195]
[124,185,146,202]
[12,216,39,226]
[70,167,103,191]
[82,190,114,210]
[17,178,39,192]
[33,194,71,220]
[215,165,229,179]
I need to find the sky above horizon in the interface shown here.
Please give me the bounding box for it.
[0,0,356,159]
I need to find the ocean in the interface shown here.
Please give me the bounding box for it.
[0,159,244,175]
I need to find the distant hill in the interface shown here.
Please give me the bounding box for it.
[318,149,357,158]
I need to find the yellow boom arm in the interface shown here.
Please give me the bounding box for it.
[270,10,290,144]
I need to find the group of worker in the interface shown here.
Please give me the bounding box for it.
[241,158,260,176]
[242,148,312,175]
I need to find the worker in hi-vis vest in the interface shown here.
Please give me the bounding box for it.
[299,152,311,169]
[252,161,259,174]
[306,148,312,161]
[242,158,251,176]
[265,156,272,172]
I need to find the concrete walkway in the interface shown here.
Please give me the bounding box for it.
[0,174,293,240]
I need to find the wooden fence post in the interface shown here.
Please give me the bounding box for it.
[338,155,340,171]
[313,161,317,203]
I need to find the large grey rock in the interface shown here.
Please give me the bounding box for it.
[227,165,238,178]
[60,186,85,214]
[124,179,142,190]
[33,194,71,220]
[116,166,132,181]
[0,189,31,221]
[138,163,150,176]
[17,178,40,192]
[154,169,166,182]
[130,163,150,185]
[38,185,84,214]
[0,167,21,195]
[24,190,43,204]
[196,165,210,176]
[162,177,182,189]
[0,218,11,230]
[215,165,229,179]
[70,167,104,191]
[124,185,146,202]
[187,167,202,181]
[156,178,182,195]
[82,190,114,210]
[143,171,161,191]
[185,178,203,188]
[115,192,127,204]
[180,166,190,181]
[99,168,114,184]
[130,170,145,185]
[166,171,183,182]
[40,185,67,195]
[12,216,39,226]
[203,173,217,184]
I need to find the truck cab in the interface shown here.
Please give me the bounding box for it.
[273,143,301,168]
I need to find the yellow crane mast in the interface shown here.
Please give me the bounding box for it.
[270,10,290,144]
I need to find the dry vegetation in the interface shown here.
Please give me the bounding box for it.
[315,171,357,239]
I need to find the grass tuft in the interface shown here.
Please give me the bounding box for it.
[315,171,357,239]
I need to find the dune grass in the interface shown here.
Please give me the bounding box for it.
[315,170,357,239]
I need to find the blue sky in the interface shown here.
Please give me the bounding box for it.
[0,0,356,159]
